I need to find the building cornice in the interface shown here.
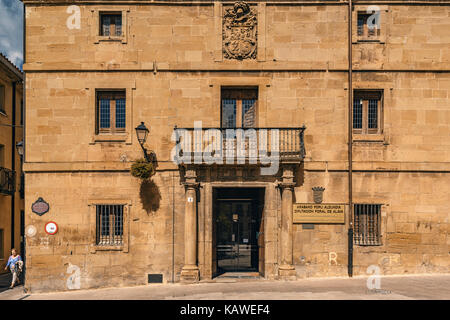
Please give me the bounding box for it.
[19,0,450,5]
[21,66,450,73]
[23,161,450,173]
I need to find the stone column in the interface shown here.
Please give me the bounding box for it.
[181,169,200,282]
[278,166,296,279]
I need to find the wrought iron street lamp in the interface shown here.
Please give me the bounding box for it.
[135,122,150,162]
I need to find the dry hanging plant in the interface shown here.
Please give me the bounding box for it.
[130,158,156,180]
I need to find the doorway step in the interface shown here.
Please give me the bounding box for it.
[211,272,262,283]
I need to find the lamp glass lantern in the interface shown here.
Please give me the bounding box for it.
[135,122,149,145]
[16,141,24,157]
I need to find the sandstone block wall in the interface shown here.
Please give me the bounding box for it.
[22,1,450,291]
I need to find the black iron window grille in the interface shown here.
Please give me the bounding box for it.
[96,205,124,246]
[354,204,381,246]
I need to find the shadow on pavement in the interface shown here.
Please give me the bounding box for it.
[0,272,23,293]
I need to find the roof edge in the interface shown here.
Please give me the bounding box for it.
[0,53,23,81]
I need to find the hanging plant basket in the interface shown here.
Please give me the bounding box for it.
[131,158,156,180]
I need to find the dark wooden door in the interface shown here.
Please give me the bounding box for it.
[216,200,259,272]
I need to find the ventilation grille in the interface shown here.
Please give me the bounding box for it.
[148,274,163,283]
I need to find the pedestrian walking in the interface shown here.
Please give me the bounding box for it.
[4,248,23,289]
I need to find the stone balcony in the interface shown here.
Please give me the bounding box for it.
[173,126,306,166]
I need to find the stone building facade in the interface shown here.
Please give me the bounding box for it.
[0,53,24,272]
[22,0,449,292]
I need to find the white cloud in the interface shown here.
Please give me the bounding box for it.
[8,50,22,66]
[0,0,23,69]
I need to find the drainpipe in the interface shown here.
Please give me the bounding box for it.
[172,171,175,283]
[11,81,16,249]
[23,1,27,284]
[347,0,354,278]
[23,1,26,166]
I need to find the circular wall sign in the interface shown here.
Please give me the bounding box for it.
[26,225,37,238]
[45,221,58,235]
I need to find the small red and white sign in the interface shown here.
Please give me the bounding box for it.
[45,221,58,235]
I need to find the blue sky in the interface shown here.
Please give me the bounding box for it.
[0,0,23,70]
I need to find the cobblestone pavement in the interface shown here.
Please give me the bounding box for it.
[0,274,449,300]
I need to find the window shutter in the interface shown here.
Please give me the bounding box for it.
[222,99,237,128]
[102,15,110,36]
[357,17,364,36]
[368,99,379,130]
[115,98,126,129]
[242,99,256,128]
[99,98,110,129]
[353,98,363,130]
[115,15,122,36]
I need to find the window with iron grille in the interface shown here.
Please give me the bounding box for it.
[96,205,124,246]
[100,13,122,37]
[353,90,383,135]
[96,90,126,134]
[354,204,381,246]
[357,13,380,39]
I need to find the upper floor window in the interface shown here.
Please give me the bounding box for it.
[353,90,383,135]
[357,12,380,39]
[354,204,381,246]
[221,88,257,128]
[96,90,126,135]
[0,85,5,114]
[100,12,122,37]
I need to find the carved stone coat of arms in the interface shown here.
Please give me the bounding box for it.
[223,1,257,60]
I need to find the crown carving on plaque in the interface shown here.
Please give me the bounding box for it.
[223,1,257,60]
[312,187,325,204]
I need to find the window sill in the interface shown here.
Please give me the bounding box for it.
[353,39,384,44]
[95,36,126,44]
[94,245,123,251]
[92,133,128,143]
[354,243,382,247]
[353,134,385,143]
[0,111,7,117]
